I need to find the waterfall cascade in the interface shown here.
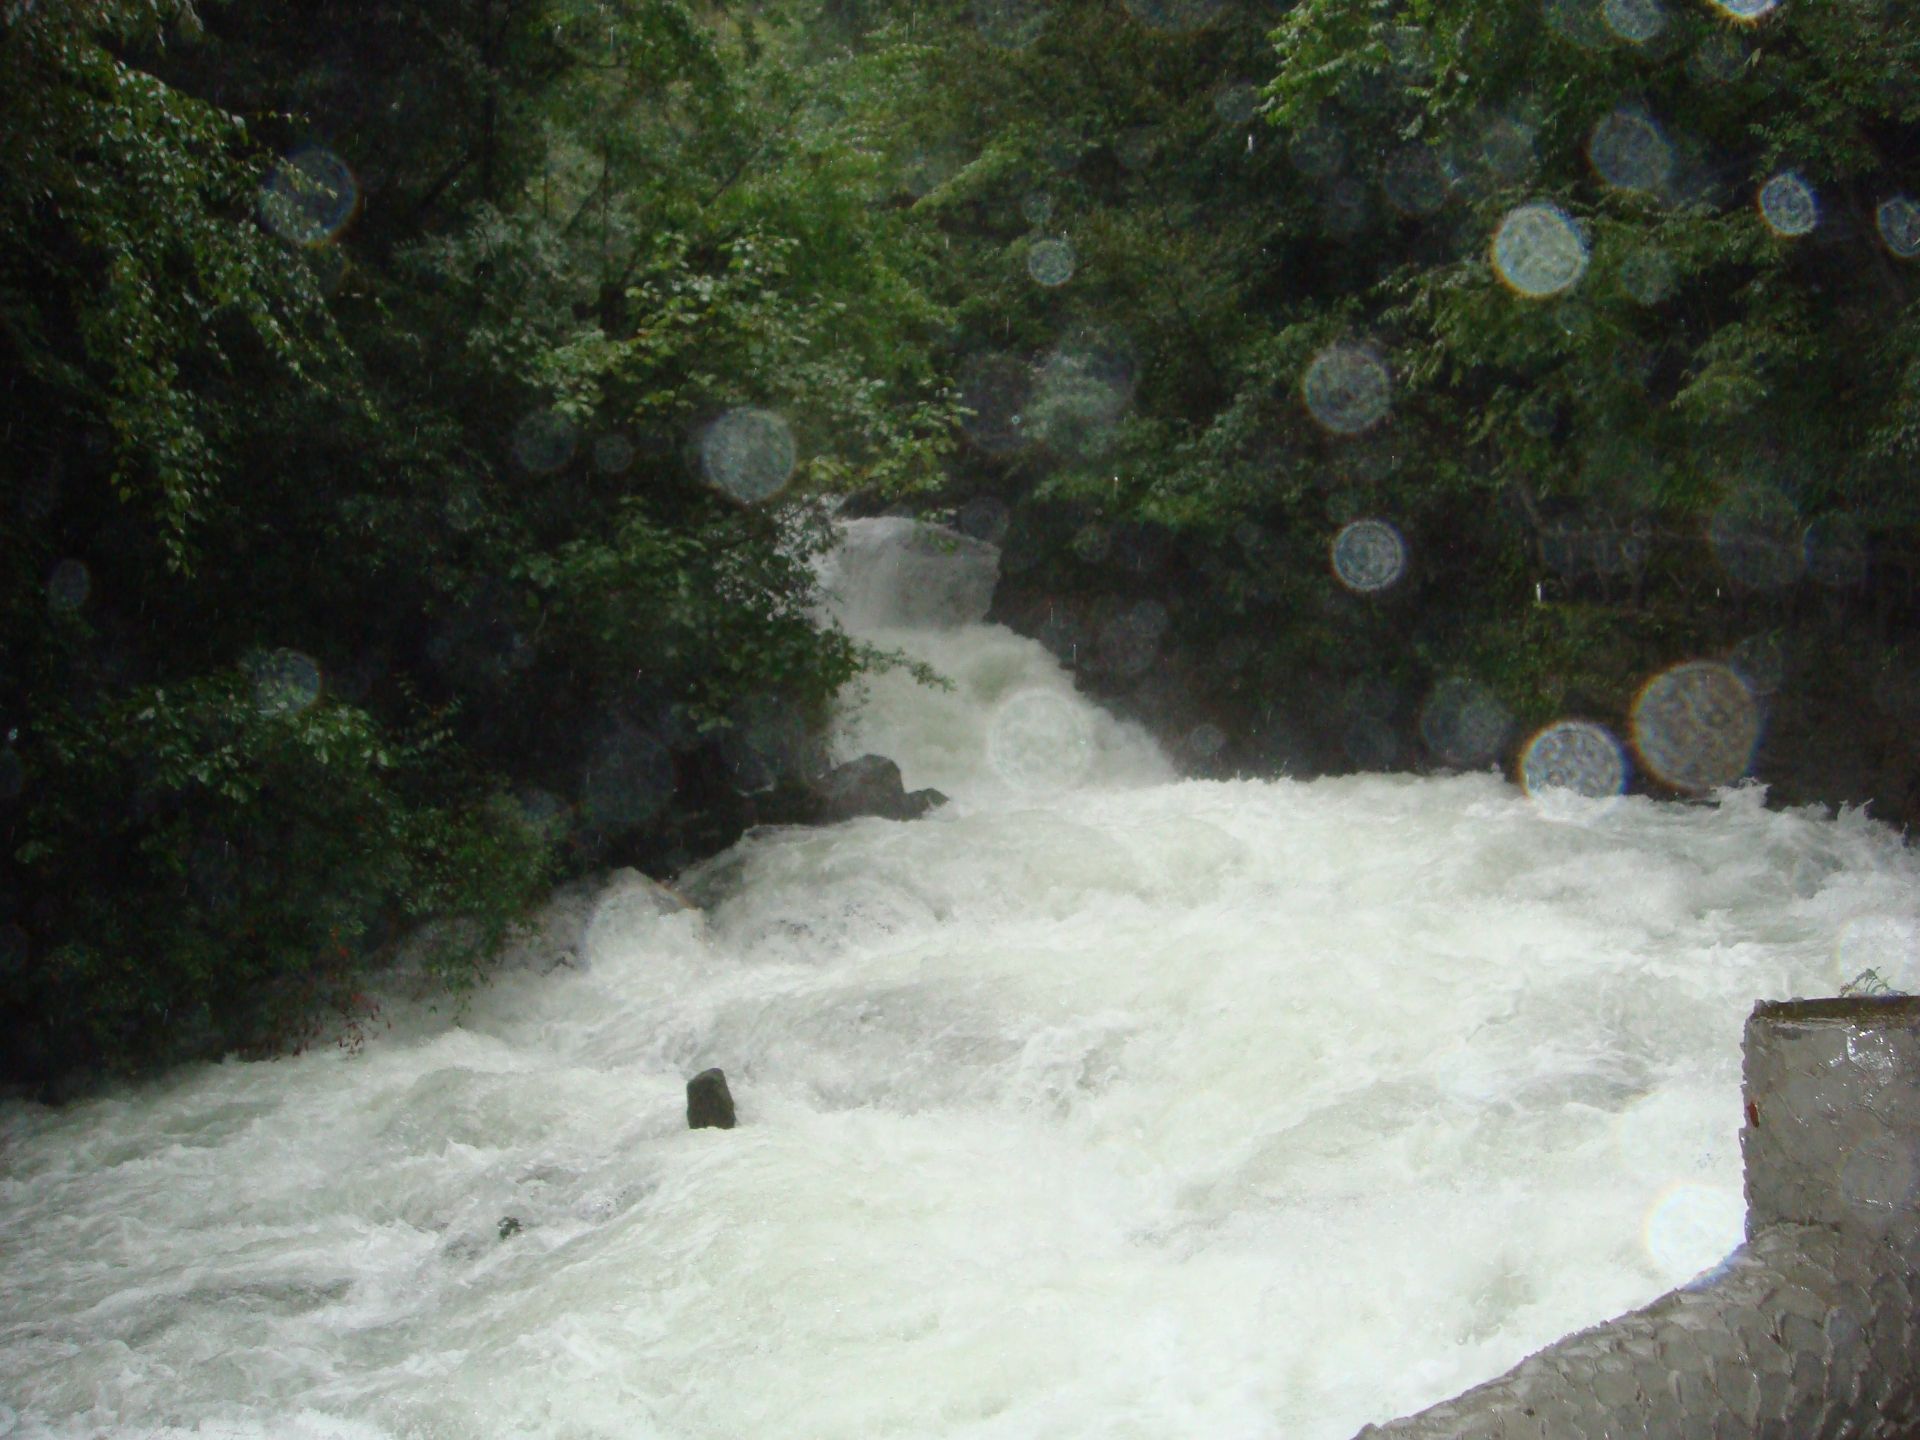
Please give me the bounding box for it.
[1,519,1916,1439]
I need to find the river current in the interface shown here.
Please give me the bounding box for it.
[2,519,1916,1439]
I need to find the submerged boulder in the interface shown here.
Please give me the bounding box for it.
[687,1067,736,1130]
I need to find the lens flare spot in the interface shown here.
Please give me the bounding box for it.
[253,649,322,717]
[987,689,1094,792]
[259,147,358,246]
[593,433,635,475]
[1643,1183,1744,1284]
[1602,0,1667,42]
[1877,196,1920,259]
[1758,171,1817,236]
[1521,720,1627,799]
[47,559,90,613]
[1588,109,1672,193]
[512,410,578,475]
[1213,84,1259,126]
[1032,336,1133,459]
[1630,661,1758,793]
[700,408,797,503]
[1419,679,1511,769]
[1021,191,1055,228]
[1708,0,1777,19]
[957,353,1033,456]
[1302,344,1391,435]
[1330,519,1407,593]
[1492,203,1588,298]
[1026,238,1076,287]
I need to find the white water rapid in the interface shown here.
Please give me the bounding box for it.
[3,518,1918,1440]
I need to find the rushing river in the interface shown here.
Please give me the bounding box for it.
[3,519,1917,1440]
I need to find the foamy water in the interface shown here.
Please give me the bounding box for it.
[2,522,1915,1440]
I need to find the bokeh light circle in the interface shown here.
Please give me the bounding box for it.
[1492,203,1588,297]
[1021,191,1055,228]
[700,408,797,502]
[1213,85,1259,126]
[1728,632,1786,697]
[956,353,1033,455]
[1302,343,1391,435]
[1521,720,1628,799]
[1644,1183,1745,1284]
[1419,678,1511,769]
[47,559,90,613]
[1602,0,1667,42]
[253,649,323,717]
[987,689,1094,792]
[1588,109,1672,193]
[512,410,578,475]
[1382,146,1450,217]
[1708,0,1777,19]
[1330,519,1407,593]
[593,433,635,475]
[1757,171,1817,236]
[259,147,358,246]
[1026,238,1076,287]
[1631,660,1758,793]
[1877,197,1920,259]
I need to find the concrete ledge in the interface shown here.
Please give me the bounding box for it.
[1352,996,1920,1439]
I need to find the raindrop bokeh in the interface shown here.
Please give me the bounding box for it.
[1419,678,1511,769]
[1877,196,1920,259]
[1708,0,1778,20]
[1520,720,1628,799]
[1630,660,1758,793]
[46,559,90,613]
[512,409,578,475]
[252,649,323,717]
[1492,203,1588,298]
[1757,171,1818,237]
[1587,108,1672,193]
[592,433,635,475]
[1026,237,1076,287]
[1330,519,1407,593]
[1021,191,1055,228]
[1301,343,1391,435]
[1728,632,1786,697]
[699,407,797,503]
[1643,1183,1745,1284]
[259,147,358,246]
[1382,146,1451,217]
[1212,85,1259,127]
[1601,0,1667,43]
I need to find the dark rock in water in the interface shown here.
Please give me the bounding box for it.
[687,1067,736,1130]
[820,754,949,822]
[498,1216,523,1240]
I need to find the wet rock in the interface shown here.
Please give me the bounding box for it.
[498,1216,523,1240]
[687,1067,736,1130]
[821,754,948,822]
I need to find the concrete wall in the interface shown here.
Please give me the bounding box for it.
[1352,996,1920,1439]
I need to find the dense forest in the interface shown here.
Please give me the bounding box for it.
[4,0,1919,1085]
